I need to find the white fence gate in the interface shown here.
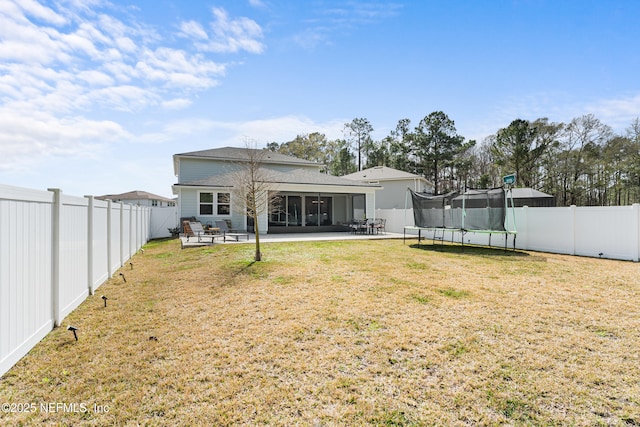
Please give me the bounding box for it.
[1,184,151,377]
[150,206,179,239]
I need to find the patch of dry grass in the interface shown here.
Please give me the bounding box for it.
[1,238,640,426]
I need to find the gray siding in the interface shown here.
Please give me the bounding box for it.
[178,158,320,184]
[377,180,415,209]
[178,159,237,183]
[179,188,246,231]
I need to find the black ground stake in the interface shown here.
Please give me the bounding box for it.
[119,273,127,283]
[129,262,133,270]
[67,325,78,341]
[101,295,108,307]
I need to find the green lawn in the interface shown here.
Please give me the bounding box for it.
[1,238,639,426]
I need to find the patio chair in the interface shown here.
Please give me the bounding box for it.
[182,220,194,237]
[349,219,368,234]
[215,220,250,242]
[187,221,220,243]
[360,218,371,234]
[372,218,386,234]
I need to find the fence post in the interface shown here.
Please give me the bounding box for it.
[85,195,95,294]
[634,204,640,262]
[48,188,62,326]
[570,205,577,256]
[107,200,112,278]
[120,202,124,267]
[130,205,135,257]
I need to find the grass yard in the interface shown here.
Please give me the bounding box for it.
[1,238,640,426]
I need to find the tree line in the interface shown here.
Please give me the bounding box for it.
[266,113,640,207]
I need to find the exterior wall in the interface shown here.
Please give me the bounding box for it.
[333,195,348,224]
[1,185,151,378]
[376,180,419,209]
[177,157,320,184]
[177,187,245,231]
[177,158,233,183]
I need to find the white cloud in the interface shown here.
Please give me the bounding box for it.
[293,1,403,49]
[292,27,330,50]
[588,93,640,132]
[235,115,346,142]
[135,47,225,89]
[0,109,130,173]
[162,98,192,110]
[180,20,209,41]
[77,70,115,86]
[462,90,640,143]
[0,0,260,176]
[181,7,265,54]
[152,115,346,148]
[14,0,68,26]
[248,0,267,8]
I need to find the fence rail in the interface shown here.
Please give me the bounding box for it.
[1,184,151,377]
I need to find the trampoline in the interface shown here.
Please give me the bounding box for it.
[404,187,517,250]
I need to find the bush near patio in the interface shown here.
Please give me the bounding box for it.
[1,238,639,426]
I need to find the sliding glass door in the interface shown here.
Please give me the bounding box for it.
[304,195,332,226]
[287,196,302,226]
[269,193,333,229]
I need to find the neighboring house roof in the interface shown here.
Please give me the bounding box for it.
[508,188,555,207]
[173,147,321,175]
[175,168,380,189]
[343,166,432,185]
[96,190,173,202]
[510,188,554,198]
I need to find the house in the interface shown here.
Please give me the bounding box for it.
[172,147,381,234]
[509,188,556,207]
[96,190,176,207]
[342,166,433,209]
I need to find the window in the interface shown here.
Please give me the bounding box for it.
[151,200,158,207]
[217,193,230,215]
[198,191,231,216]
[199,192,214,215]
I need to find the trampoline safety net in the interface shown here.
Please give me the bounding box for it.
[410,188,506,231]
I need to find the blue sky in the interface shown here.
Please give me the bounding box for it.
[1,0,639,198]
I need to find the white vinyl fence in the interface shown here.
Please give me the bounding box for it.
[378,204,640,262]
[1,184,151,377]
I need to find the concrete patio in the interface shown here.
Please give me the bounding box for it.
[180,230,408,248]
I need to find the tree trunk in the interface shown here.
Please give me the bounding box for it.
[253,213,262,261]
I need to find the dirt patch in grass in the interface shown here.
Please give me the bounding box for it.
[1,239,640,426]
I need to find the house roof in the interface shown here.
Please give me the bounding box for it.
[510,188,554,198]
[343,166,431,184]
[174,147,320,170]
[96,190,173,202]
[175,168,380,189]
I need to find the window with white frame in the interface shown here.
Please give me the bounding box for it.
[217,192,231,215]
[199,192,214,215]
[199,191,231,216]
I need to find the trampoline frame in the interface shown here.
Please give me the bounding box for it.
[403,187,518,251]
